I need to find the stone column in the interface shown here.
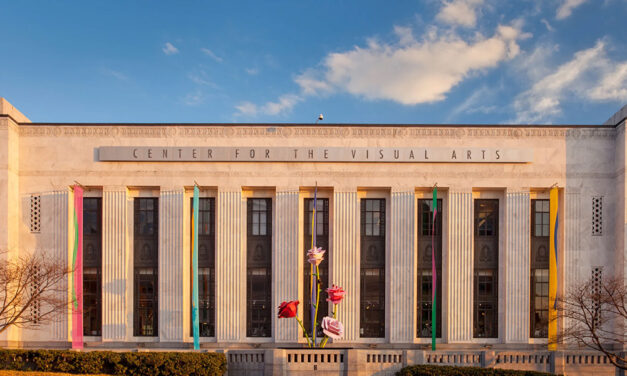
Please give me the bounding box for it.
[215,190,245,342]
[332,191,359,342]
[564,189,582,333]
[273,189,299,342]
[504,190,530,343]
[158,189,184,342]
[446,190,473,343]
[389,190,415,343]
[102,188,128,341]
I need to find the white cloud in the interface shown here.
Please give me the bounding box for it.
[182,90,204,106]
[541,19,554,32]
[236,20,524,116]
[235,102,258,116]
[201,48,223,62]
[101,68,127,81]
[436,0,484,27]
[303,23,522,105]
[188,70,218,88]
[588,62,627,101]
[163,42,179,55]
[235,94,303,117]
[556,0,588,20]
[245,67,259,75]
[513,40,627,123]
[448,85,499,121]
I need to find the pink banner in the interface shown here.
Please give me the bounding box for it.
[71,185,83,349]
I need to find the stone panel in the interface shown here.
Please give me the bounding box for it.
[389,191,415,343]
[505,191,530,343]
[446,191,473,342]
[216,190,244,342]
[273,189,299,342]
[332,191,359,342]
[158,190,184,341]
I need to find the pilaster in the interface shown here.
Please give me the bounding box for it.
[273,189,299,342]
[446,190,473,343]
[216,190,244,342]
[332,191,359,342]
[504,190,530,343]
[158,189,184,341]
[389,191,415,343]
[102,188,128,341]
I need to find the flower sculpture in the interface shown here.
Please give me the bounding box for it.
[278,246,345,348]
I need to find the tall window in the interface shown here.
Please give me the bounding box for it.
[360,198,385,338]
[134,198,158,337]
[474,199,498,338]
[247,198,272,337]
[417,199,442,338]
[83,197,102,336]
[531,199,549,338]
[303,198,329,335]
[192,198,215,337]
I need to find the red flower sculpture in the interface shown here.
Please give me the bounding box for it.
[326,284,346,305]
[278,300,299,318]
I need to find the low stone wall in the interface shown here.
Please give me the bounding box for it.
[224,349,620,376]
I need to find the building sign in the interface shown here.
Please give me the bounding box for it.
[98,146,533,163]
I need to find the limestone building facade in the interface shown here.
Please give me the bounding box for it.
[0,97,625,363]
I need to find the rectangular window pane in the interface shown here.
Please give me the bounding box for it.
[474,199,498,338]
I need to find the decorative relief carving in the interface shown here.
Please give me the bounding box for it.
[18,125,616,139]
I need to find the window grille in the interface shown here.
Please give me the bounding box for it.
[530,199,550,338]
[473,199,499,338]
[83,197,102,336]
[360,198,386,338]
[303,198,329,336]
[592,197,603,236]
[133,198,159,337]
[417,198,442,338]
[30,195,41,233]
[191,197,215,337]
[246,198,272,337]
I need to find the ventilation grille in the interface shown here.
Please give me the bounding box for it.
[592,197,602,236]
[591,267,602,328]
[30,195,41,233]
[30,265,41,325]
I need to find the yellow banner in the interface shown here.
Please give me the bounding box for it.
[548,187,558,351]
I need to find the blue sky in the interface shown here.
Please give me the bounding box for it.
[1,0,626,124]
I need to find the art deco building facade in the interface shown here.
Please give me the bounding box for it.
[0,98,626,373]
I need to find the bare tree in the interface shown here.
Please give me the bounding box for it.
[0,250,71,335]
[552,273,627,370]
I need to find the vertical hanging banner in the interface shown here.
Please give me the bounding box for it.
[71,185,84,349]
[310,185,318,339]
[548,187,559,351]
[192,186,200,350]
[431,187,437,351]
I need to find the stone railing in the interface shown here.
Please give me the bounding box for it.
[224,349,620,375]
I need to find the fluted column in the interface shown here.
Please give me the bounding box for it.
[564,190,581,332]
[273,189,299,342]
[446,190,473,343]
[389,191,415,343]
[215,190,244,342]
[505,191,530,343]
[331,191,359,342]
[102,188,128,341]
[158,190,184,341]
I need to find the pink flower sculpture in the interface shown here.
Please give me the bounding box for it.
[326,284,346,305]
[307,247,326,266]
[321,316,344,339]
